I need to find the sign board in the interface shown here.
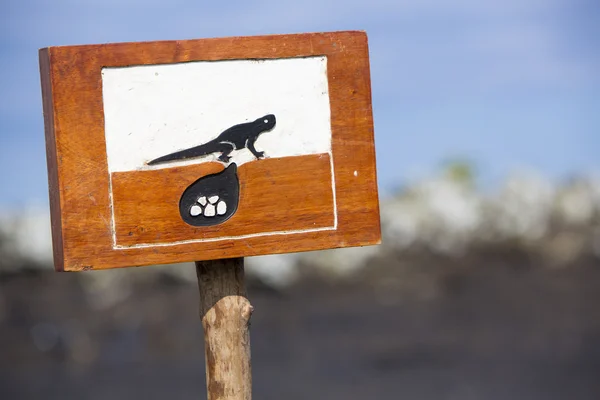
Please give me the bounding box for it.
[39,31,381,271]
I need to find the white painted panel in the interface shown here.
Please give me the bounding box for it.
[101,56,331,173]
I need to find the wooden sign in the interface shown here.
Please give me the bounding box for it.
[39,31,381,271]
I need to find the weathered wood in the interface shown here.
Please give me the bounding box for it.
[39,48,65,268]
[40,31,381,271]
[196,258,252,400]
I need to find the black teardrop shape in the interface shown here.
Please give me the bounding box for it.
[179,163,240,227]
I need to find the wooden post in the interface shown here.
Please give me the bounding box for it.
[41,31,379,400]
[196,258,253,400]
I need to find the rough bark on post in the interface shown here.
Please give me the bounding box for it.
[196,258,253,400]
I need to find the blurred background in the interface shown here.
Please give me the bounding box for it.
[1,0,599,399]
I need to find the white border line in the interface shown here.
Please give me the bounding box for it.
[115,225,337,249]
[105,55,337,250]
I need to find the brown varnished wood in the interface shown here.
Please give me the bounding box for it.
[112,154,334,247]
[39,48,65,271]
[40,30,381,271]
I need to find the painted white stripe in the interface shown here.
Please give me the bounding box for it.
[114,225,337,250]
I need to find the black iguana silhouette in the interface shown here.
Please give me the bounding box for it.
[148,114,276,165]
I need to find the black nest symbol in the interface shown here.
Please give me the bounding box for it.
[179,163,239,227]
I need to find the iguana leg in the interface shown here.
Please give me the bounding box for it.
[217,142,235,163]
[246,138,265,159]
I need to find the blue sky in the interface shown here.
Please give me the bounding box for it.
[1,0,598,205]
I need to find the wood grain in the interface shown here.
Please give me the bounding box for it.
[196,258,252,400]
[111,154,334,247]
[39,30,381,271]
[39,49,65,271]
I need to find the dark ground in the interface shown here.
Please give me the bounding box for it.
[1,251,600,399]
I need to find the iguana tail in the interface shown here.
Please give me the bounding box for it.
[147,141,218,166]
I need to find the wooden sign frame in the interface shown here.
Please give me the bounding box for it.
[39,31,380,271]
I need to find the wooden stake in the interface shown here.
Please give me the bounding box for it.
[196,258,253,400]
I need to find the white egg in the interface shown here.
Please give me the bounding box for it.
[190,205,202,216]
[216,201,227,215]
[204,204,216,217]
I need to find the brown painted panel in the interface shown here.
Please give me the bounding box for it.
[112,154,334,247]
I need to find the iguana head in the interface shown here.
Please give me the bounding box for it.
[255,114,276,132]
